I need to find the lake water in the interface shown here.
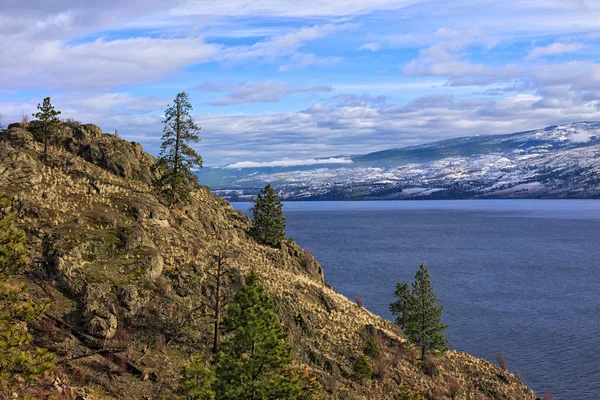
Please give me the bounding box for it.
[231,200,600,399]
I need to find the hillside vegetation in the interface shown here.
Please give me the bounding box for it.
[0,120,538,399]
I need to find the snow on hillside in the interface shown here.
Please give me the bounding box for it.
[204,122,600,200]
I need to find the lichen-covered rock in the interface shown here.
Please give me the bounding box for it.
[83,283,118,340]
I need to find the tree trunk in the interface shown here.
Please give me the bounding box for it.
[43,127,48,159]
[212,255,222,354]
[172,102,181,205]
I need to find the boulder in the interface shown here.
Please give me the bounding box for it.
[83,283,118,340]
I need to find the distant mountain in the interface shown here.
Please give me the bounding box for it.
[199,122,600,200]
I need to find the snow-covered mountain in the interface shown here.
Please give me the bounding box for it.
[199,122,600,200]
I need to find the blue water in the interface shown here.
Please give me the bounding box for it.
[232,200,600,399]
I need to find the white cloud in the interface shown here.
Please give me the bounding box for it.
[526,42,585,60]
[219,23,356,67]
[198,81,332,105]
[359,43,381,52]
[0,36,220,90]
[225,157,353,168]
[174,0,419,17]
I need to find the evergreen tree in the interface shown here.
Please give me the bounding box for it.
[363,338,380,359]
[250,184,286,247]
[214,272,302,400]
[402,264,448,359]
[32,97,61,158]
[177,355,216,400]
[389,282,411,331]
[154,92,203,205]
[351,356,372,383]
[0,197,55,393]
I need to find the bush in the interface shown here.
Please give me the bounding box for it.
[352,355,372,383]
[396,386,424,400]
[177,355,215,400]
[354,293,364,309]
[363,338,380,359]
[422,356,439,377]
[496,351,508,370]
[447,376,461,399]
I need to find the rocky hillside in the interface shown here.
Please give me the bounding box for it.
[0,121,538,399]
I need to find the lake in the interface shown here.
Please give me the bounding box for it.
[231,200,600,399]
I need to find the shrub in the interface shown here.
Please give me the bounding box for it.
[355,293,364,309]
[177,355,215,400]
[422,356,439,377]
[447,376,461,399]
[496,351,508,370]
[364,338,380,359]
[301,249,315,267]
[352,355,372,383]
[396,386,424,400]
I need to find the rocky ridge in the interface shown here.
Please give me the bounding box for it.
[0,121,538,399]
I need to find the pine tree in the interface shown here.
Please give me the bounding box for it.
[403,264,448,359]
[0,197,55,393]
[389,282,411,331]
[154,92,203,205]
[351,355,372,383]
[214,272,302,400]
[250,184,286,247]
[363,338,380,359]
[32,97,61,158]
[177,355,216,400]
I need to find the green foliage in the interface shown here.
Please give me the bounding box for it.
[395,386,424,400]
[177,355,216,400]
[153,92,203,205]
[0,197,55,393]
[394,264,448,359]
[0,197,28,277]
[32,97,62,156]
[389,281,411,330]
[250,184,287,247]
[363,338,380,359]
[214,272,302,399]
[351,355,372,383]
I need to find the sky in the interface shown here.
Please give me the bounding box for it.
[1,0,600,167]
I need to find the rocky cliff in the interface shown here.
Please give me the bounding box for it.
[0,121,538,399]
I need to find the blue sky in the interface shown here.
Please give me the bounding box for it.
[1,0,600,166]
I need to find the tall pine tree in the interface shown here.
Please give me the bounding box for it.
[154,92,203,205]
[250,184,286,247]
[0,197,55,393]
[402,264,448,359]
[32,97,61,158]
[214,272,302,400]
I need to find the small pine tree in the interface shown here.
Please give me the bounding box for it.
[363,338,380,359]
[153,92,203,205]
[403,264,448,359]
[177,355,216,400]
[250,184,287,247]
[214,272,302,399]
[389,282,411,331]
[32,97,61,158]
[0,197,55,393]
[352,355,372,383]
